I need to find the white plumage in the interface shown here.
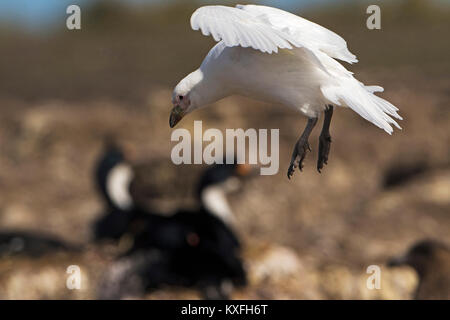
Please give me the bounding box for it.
[170,4,402,176]
[106,163,134,210]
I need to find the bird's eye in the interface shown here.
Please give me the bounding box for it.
[179,95,183,100]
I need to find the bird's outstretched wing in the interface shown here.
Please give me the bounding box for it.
[190,5,306,54]
[236,4,357,63]
[191,5,357,63]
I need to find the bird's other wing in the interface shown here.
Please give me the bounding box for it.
[191,5,308,54]
[236,4,358,64]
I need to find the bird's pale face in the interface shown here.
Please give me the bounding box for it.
[169,92,191,128]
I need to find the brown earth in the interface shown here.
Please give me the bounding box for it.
[0,70,448,299]
[0,1,448,299]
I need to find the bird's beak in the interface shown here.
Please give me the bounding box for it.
[235,163,252,177]
[235,163,259,178]
[169,105,185,128]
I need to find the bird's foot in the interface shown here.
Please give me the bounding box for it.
[317,134,331,173]
[287,139,311,179]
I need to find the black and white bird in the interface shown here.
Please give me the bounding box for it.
[93,142,252,240]
[93,142,137,240]
[93,144,252,299]
[388,240,450,300]
[93,142,200,240]
[169,4,402,179]
[99,203,247,300]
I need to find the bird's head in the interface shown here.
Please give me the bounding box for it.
[170,68,226,128]
[170,90,191,128]
[170,70,204,128]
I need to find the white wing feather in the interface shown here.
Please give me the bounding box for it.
[236,4,358,63]
[191,5,330,73]
[313,49,402,134]
[191,6,305,53]
[321,81,402,134]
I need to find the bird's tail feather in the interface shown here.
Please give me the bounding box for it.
[321,80,402,134]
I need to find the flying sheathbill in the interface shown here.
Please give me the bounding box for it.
[169,4,402,179]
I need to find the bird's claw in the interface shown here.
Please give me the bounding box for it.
[317,134,331,173]
[287,141,310,179]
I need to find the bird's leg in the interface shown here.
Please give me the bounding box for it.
[287,117,318,179]
[317,105,333,173]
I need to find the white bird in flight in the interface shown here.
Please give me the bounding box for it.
[170,4,402,179]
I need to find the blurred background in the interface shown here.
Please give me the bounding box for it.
[0,0,448,299]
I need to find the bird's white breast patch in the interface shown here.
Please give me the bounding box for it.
[106,163,135,210]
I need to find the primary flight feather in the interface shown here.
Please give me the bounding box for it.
[170,4,402,179]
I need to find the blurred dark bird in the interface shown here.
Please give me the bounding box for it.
[170,4,402,179]
[93,142,204,241]
[382,160,428,189]
[98,207,246,299]
[388,240,450,300]
[94,143,252,299]
[93,142,137,240]
[0,231,78,258]
[94,141,205,212]
[93,142,252,240]
[95,142,133,212]
[119,202,247,298]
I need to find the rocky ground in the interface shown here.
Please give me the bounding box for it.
[0,67,448,299]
